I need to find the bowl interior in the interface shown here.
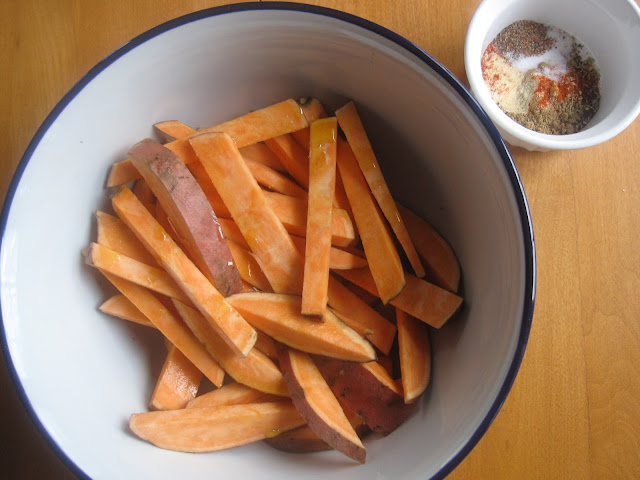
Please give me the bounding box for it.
[1,6,533,480]
[465,0,640,150]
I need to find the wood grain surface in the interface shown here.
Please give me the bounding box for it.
[1,1,639,478]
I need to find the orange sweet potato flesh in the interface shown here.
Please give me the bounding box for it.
[99,294,154,328]
[149,344,203,410]
[189,132,305,295]
[99,273,225,387]
[396,308,432,404]
[290,235,367,270]
[262,191,356,248]
[129,401,306,453]
[336,101,425,278]
[239,142,286,173]
[112,186,257,357]
[85,242,192,305]
[336,267,462,328]
[128,138,243,297]
[326,275,397,355]
[226,240,274,293]
[227,292,376,363]
[245,157,307,199]
[264,133,310,189]
[279,348,366,463]
[96,211,157,266]
[291,97,328,151]
[397,204,461,292]
[187,382,280,409]
[107,99,308,187]
[315,357,416,435]
[153,120,196,142]
[337,140,405,303]
[171,299,288,397]
[302,118,338,315]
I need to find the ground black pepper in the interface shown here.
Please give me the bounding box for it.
[481,20,601,135]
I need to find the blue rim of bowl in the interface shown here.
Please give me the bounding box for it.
[0,2,535,479]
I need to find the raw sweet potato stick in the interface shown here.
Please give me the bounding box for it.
[85,242,192,305]
[99,294,153,328]
[128,138,243,297]
[336,139,405,303]
[396,308,432,404]
[279,348,366,463]
[99,272,225,387]
[129,401,306,453]
[336,267,462,328]
[397,203,461,292]
[336,101,425,278]
[171,299,288,397]
[149,344,203,410]
[189,132,305,295]
[302,118,338,315]
[107,99,308,186]
[226,292,376,362]
[111,186,257,357]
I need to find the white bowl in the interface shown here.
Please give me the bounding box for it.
[0,4,535,479]
[465,0,640,151]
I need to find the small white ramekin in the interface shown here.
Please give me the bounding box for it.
[465,0,640,151]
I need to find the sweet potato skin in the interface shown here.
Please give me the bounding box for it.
[128,138,242,297]
[279,348,366,463]
[315,357,417,435]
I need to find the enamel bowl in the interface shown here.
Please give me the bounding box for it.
[465,0,640,151]
[0,3,535,479]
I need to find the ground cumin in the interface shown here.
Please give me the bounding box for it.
[481,20,600,135]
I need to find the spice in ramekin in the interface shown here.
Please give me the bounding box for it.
[481,20,600,135]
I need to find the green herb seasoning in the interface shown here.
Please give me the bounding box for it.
[481,20,601,135]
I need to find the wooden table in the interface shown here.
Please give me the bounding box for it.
[1,1,639,478]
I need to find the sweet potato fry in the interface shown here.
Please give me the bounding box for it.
[302,117,338,315]
[85,242,192,305]
[99,272,225,387]
[129,401,305,453]
[227,292,376,362]
[131,178,156,214]
[263,191,356,248]
[290,236,367,270]
[336,101,425,278]
[149,344,203,410]
[337,140,405,303]
[189,132,305,295]
[315,357,415,436]
[226,240,274,293]
[112,186,257,357]
[396,308,431,404]
[239,142,286,173]
[153,120,196,141]
[96,211,157,266]
[397,204,461,292]
[264,133,310,189]
[336,267,463,328]
[171,300,288,397]
[99,294,153,328]
[128,138,243,297]
[186,382,273,409]
[218,217,249,249]
[326,276,397,355]
[245,158,307,198]
[279,348,366,463]
[107,99,308,186]
[292,97,328,151]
